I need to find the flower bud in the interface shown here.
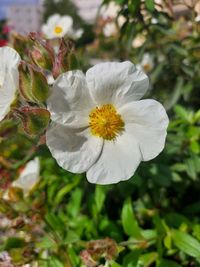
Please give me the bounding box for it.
[19,62,49,103]
[16,107,50,136]
[52,38,76,78]
[30,44,53,70]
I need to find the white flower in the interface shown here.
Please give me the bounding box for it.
[151,17,158,24]
[132,34,146,48]
[102,16,125,37]
[100,2,120,19]
[195,15,200,22]
[13,157,40,196]
[47,61,168,184]
[3,158,40,199]
[0,47,21,122]
[100,2,125,37]
[46,61,169,185]
[41,14,83,39]
[137,53,154,73]
[103,22,118,37]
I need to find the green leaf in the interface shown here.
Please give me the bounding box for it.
[110,261,122,267]
[157,259,181,267]
[185,157,197,180]
[145,0,155,12]
[172,230,200,258]
[123,250,140,267]
[95,185,106,213]
[54,175,81,205]
[193,224,200,241]
[164,234,172,249]
[45,213,65,239]
[115,0,125,4]
[141,229,157,241]
[174,105,189,122]
[36,236,57,249]
[67,188,83,218]
[49,256,64,267]
[164,77,183,110]
[165,213,190,228]
[3,237,25,250]
[137,252,158,267]
[121,198,143,239]
[64,230,79,244]
[68,53,79,70]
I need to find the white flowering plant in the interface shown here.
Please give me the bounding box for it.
[0,0,200,265]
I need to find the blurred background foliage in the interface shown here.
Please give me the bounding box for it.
[0,0,200,266]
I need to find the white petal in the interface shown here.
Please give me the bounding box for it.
[74,28,83,39]
[59,16,73,31]
[119,99,169,161]
[12,157,40,196]
[47,74,55,85]
[0,69,19,121]
[87,124,142,184]
[70,28,83,39]
[47,70,95,127]
[47,14,61,26]
[103,22,117,37]
[41,24,50,36]
[42,14,62,38]
[46,123,103,173]
[86,61,149,108]
[0,47,21,69]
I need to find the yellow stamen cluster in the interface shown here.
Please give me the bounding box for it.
[54,26,63,34]
[143,63,151,72]
[89,104,124,140]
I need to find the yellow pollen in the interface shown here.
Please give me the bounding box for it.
[89,104,124,140]
[143,63,151,72]
[54,26,63,34]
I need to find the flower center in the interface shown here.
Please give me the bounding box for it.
[143,63,152,72]
[54,26,63,34]
[89,104,124,140]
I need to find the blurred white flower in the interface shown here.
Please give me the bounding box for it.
[137,53,154,73]
[132,34,146,48]
[100,2,120,19]
[0,47,21,122]
[103,22,118,37]
[3,158,40,200]
[103,15,125,37]
[100,2,125,37]
[151,17,159,24]
[195,15,200,22]
[46,61,169,185]
[13,157,40,196]
[41,14,83,39]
